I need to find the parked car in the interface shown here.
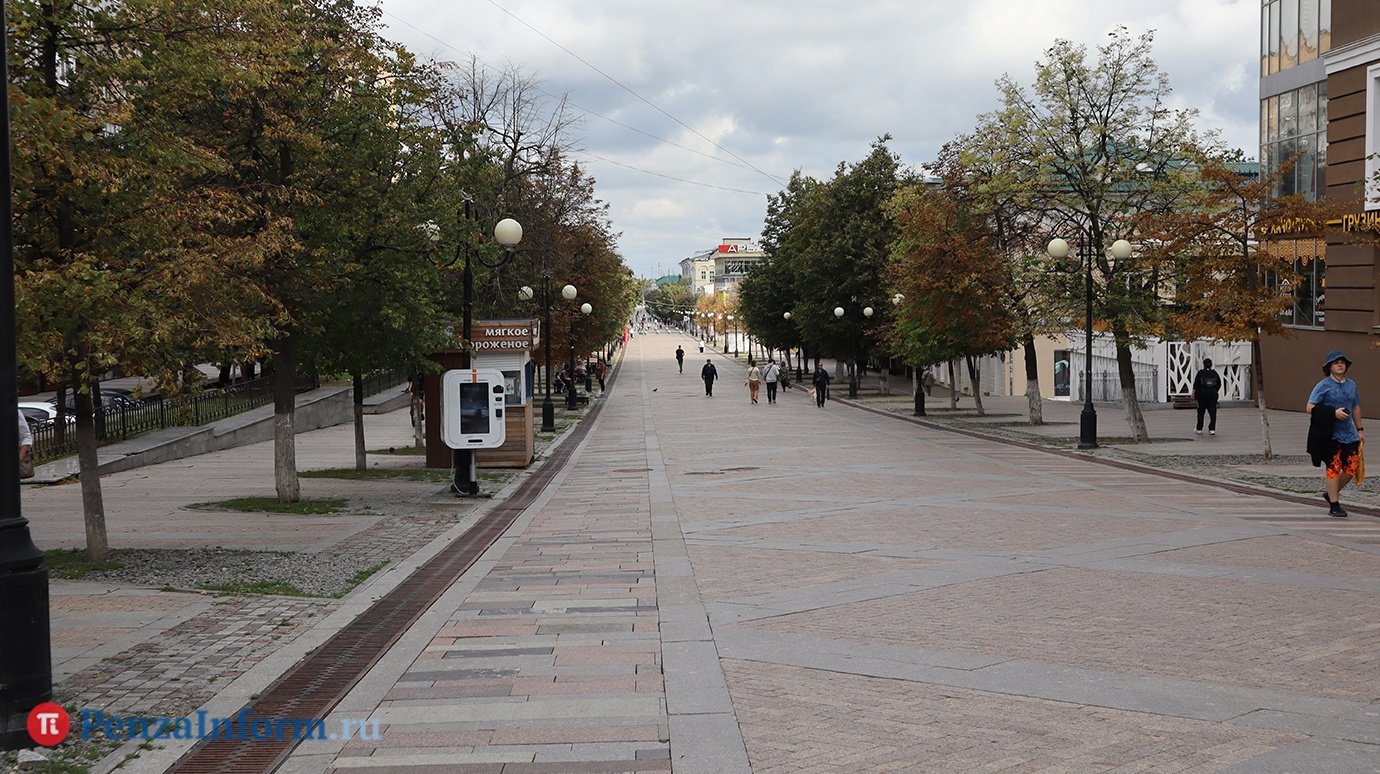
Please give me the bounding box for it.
[18,401,65,429]
[51,392,143,413]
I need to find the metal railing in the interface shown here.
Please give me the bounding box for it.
[29,371,333,463]
[1073,370,1160,403]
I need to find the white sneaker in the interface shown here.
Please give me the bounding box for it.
[1195,429,1201,435]
[1210,430,1216,435]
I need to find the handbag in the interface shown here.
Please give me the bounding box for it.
[18,454,34,480]
[1355,441,1366,485]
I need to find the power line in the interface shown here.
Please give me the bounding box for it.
[575,151,770,196]
[378,8,785,195]
[477,0,789,188]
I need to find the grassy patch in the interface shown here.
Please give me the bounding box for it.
[44,548,125,579]
[339,561,388,596]
[199,578,311,596]
[187,497,348,515]
[301,467,451,484]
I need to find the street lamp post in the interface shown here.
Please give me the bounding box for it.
[565,298,591,410]
[0,0,52,743]
[833,302,874,399]
[1046,234,1132,449]
[450,204,523,496]
[518,281,559,433]
[891,292,924,416]
[783,311,802,383]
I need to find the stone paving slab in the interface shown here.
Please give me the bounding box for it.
[267,333,1380,773]
[90,332,1380,773]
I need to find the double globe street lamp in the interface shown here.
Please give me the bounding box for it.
[833,302,874,399]
[1046,234,1133,450]
[443,203,526,495]
[517,281,578,433]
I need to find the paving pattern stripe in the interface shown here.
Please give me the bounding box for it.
[167,361,626,774]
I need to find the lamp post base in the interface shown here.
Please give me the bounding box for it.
[0,550,51,752]
[1078,405,1098,449]
[541,397,555,433]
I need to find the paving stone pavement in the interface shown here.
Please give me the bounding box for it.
[251,332,1380,774]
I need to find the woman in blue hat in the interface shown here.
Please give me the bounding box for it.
[1306,350,1363,517]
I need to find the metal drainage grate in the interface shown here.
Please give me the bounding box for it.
[166,358,621,773]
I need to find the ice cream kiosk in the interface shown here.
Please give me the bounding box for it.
[425,318,538,469]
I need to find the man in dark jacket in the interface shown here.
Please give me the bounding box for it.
[1192,358,1222,435]
[701,359,717,396]
[812,364,831,407]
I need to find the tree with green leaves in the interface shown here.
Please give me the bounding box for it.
[772,138,910,384]
[886,181,1021,416]
[11,0,279,558]
[994,28,1205,441]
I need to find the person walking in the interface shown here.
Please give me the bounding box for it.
[1192,358,1222,435]
[745,360,762,404]
[701,359,718,397]
[812,363,831,408]
[922,367,936,397]
[698,340,705,354]
[1307,350,1363,517]
[675,345,685,373]
[762,358,781,404]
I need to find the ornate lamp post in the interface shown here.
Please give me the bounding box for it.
[517,281,559,433]
[833,302,874,399]
[449,205,524,495]
[891,293,924,416]
[1046,235,1132,449]
[784,311,803,383]
[565,297,591,410]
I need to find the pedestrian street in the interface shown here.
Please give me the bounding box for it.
[278,330,1380,774]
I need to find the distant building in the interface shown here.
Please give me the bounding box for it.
[710,238,764,294]
[678,249,716,296]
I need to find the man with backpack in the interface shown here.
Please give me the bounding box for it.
[1193,358,1222,436]
[762,358,781,404]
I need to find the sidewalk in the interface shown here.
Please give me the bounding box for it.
[259,332,1378,772]
[10,332,1379,772]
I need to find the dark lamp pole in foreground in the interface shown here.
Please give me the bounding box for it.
[0,0,53,747]
[453,204,523,496]
[1046,234,1132,450]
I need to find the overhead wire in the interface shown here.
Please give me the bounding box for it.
[377,5,784,196]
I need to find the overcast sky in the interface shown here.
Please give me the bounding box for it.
[374,0,1259,280]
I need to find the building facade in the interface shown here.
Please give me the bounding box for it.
[1259,0,1380,406]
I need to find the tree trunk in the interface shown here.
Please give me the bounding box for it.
[1252,333,1273,461]
[1023,333,1043,425]
[879,360,890,396]
[352,369,366,471]
[73,386,108,562]
[948,360,959,410]
[966,356,985,416]
[1113,330,1149,442]
[271,334,301,503]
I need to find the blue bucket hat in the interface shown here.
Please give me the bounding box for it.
[1322,349,1352,373]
